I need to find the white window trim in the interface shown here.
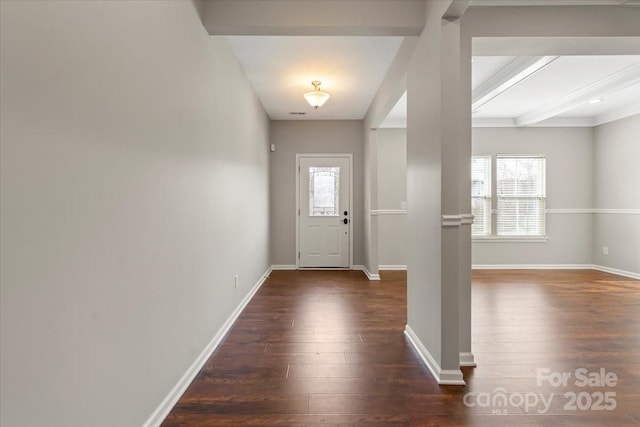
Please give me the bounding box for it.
[471,155,492,237]
[495,154,546,238]
[473,236,548,243]
[471,154,547,242]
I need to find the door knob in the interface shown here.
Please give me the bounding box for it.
[343,218,349,224]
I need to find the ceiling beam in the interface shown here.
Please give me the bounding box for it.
[473,37,640,56]
[515,63,640,126]
[469,0,640,7]
[463,6,640,38]
[470,0,640,4]
[365,38,417,129]
[444,0,471,21]
[470,0,626,6]
[472,56,558,112]
[201,0,426,36]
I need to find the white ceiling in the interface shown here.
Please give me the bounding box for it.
[226,36,403,120]
[225,33,639,128]
[381,55,640,128]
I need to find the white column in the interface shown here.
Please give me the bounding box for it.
[440,14,464,377]
[458,19,475,368]
[404,0,466,385]
[363,128,380,280]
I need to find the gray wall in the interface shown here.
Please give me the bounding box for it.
[374,126,601,267]
[0,2,270,427]
[269,120,364,266]
[377,129,408,266]
[593,115,640,275]
[472,127,594,265]
[354,119,639,273]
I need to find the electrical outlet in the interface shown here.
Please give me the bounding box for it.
[234,274,239,289]
[603,247,609,256]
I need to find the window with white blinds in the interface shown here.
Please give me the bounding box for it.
[496,156,546,236]
[471,156,491,236]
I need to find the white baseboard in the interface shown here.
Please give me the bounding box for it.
[472,264,593,270]
[142,266,272,427]
[273,263,639,280]
[459,351,477,367]
[404,325,465,386]
[472,263,639,280]
[353,264,381,280]
[271,264,297,270]
[272,264,389,280]
[592,265,640,280]
[379,265,407,271]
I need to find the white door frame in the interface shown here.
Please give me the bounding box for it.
[295,153,354,269]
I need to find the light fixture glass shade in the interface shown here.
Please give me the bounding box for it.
[304,91,330,109]
[304,81,330,109]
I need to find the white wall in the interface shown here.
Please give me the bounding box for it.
[377,129,408,267]
[0,2,270,427]
[593,115,640,276]
[269,120,364,266]
[472,127,594,266]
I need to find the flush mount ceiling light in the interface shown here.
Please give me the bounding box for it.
[589,98,603,104]
[304,80,330,109]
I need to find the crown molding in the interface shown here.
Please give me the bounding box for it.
[473,117,597,127]
[472,118,516,127]
[536,117,596,127]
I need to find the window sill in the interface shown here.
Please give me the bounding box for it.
[472,236,548,243]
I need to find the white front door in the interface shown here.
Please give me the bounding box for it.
[298,156,351,268]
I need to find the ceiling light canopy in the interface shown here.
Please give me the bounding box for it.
[304,81,330,109]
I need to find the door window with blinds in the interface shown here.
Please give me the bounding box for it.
[471,157,491,236]
[496,156,546,236]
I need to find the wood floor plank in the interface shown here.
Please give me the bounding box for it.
[164,413,411,427]
[160,269,640,426]
[408,414,640,427]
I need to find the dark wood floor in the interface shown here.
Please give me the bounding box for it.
[162,269,640,426]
